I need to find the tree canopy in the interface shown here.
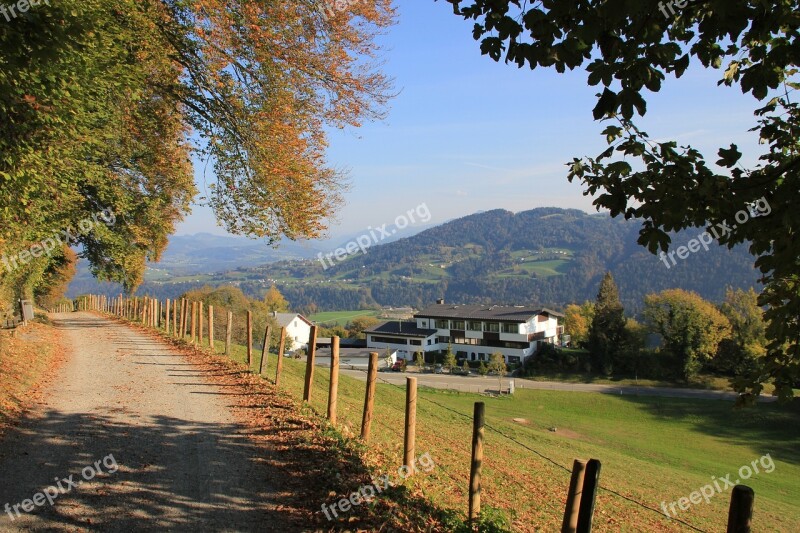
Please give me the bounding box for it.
[0,0,394,313]
[447,0,799,400]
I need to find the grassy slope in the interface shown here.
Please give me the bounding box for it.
[210,335,800,532]
[308,310,379,326]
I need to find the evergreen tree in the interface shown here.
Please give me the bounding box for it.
[588,272,626,375]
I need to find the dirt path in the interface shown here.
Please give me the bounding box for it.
[0,312,296,532]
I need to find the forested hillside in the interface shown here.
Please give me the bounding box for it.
[71,208,760,314]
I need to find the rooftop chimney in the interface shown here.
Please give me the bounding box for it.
[436,298,444,305]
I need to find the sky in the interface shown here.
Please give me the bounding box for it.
[176,1,763,241]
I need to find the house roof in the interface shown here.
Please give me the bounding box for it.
[274,313,313,328]
[365,321,437,338]
[415,304,564,322]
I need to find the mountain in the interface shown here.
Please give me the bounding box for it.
[68,208,761,314]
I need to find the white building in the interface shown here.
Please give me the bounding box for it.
[366,301,563,365]
[273,312,313,351]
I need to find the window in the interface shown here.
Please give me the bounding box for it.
[485,322,500,332]
[435,319,448,329]
[410,339,422,346]
[427,339,432,345]
[508,356,521,364]
[436,336,449,344]
[451,320,465,330]
[501,323,519,334]
[467,321,482,331]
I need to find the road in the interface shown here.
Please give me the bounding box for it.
[311,353,772,402]
[0,312,296,532]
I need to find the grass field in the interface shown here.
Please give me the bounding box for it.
[308,310,380,326]
[200,333,800,532]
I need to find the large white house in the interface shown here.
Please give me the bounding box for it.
[365,301,563,364]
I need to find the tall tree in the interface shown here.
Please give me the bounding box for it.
[644,289,732,381]
[447,0,799,399]
[564,301,595,347]
[0,0,394,312]
[588,272,626,374]
[263,285,289,313]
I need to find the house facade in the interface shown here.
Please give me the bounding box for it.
[365,301,563,364]
[273,312,313,351]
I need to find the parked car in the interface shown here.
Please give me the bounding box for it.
[434,364,444,374]
[391,361,404,372]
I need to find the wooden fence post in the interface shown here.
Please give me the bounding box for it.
[198,301,204,345]
[165,299,171,334]
[225,311,233,356]
[576,459,602,533]
[190,301,197,344]
[208,305,214,350]
[360,351,379,440]
[327,336,340,424]
[404,377,418,474]
[246,310,253,369]
[259,324,271,375]
[303,325,319,402]
[469,401,485,522]
[727,485,754,533]
[275,327,286,386]
[179,299,185,337]
[562,459,588,533]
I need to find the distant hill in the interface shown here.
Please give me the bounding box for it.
[68,208,761,313]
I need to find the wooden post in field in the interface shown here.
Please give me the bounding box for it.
[360,351,379,440]
[727,485,754,533]
[327,336,340,424]
[562,459,588,533]
[165,299,171,335]
[404,377,418,474]
[302,325,319,402]
[246,310,253,369]
[181,299,188,338]
[469,401,485,522]
[225,311,233,356]
[190,301,197,344]
[275,327,286,387]
[576,459,602,533]
[143,297,149,326]
[208,305,214,350]
[259,324,271,375]
[198,301,204,345]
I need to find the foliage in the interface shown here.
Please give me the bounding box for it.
[588,273,627,375]
[564,301,594,347]
[643,289,732,381]
[346,315,381,339]
[263,285,289,313]
[443,343,458,372]
[477,360,488,376]
[1,0,394,312]
[447,0,800,400]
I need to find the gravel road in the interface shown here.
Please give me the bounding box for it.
[0,312,295,532]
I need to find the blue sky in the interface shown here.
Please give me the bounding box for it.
[177,1,763,240]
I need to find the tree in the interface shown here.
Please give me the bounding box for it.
[347,316,381,339]
[588,273,626,375]
[564,301,595,347]
[263,285,289,313]
[443,343,458,373]
[643,289,732,381]
[715,288,767,378]
[477,361,489,376]
[1,0,394,312]
[447,1,799,399]
[487,351,507,391]
[461,359,470,375]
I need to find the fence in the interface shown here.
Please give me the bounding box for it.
[68,295,757,532]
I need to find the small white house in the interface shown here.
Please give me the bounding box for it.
[273,312,313,351]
